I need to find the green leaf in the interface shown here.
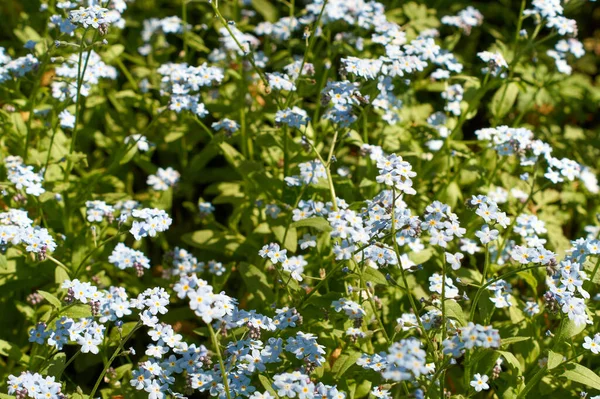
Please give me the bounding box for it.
[182,230,244,257]
[0,339,28,364]
[102,44,125,63]
[501,336,531,346]
[119,144,138,165]
[10,113,27,138]
[185,32,210,52]
[445,300,467,326]
[290,217,332,232]
[517,270,538,293]
[238,262,274,303]
[547,350,563,370]
[109,322,138,343]
[490,82,519,118]
[497,350,523,373]
[362,267,388,285]
[41,352,66,378]
[164,131,185,143]
[258,375,278,398]
[252,0,278,22]
[272,225,297,253]
[560,363,600,390]
[555,318,586,342]
[55,266,70,284]
[113,364,133,380]
[60,304,92,319]
[332,351,362,379]
[37,290,62,308]
[409,248,434,265]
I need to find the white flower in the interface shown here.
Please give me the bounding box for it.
[470,373,489,392]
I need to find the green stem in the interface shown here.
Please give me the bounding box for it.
[469,264,548,321]
[324,130,339,211]
[356,260,390,344]
[182,0,189,61]
[390,189,436,355]
[207,323,233,399]
[73,231,126,278]
[114,57,137,90]
[192,115,214,139]
[587,255,600,291]
[43,119,60,179]
[88,321,142,399]
[57,349,81,375]
[65,29,91,176]
[23,63,45,163]
[517,365,547,399]
[284,0,329,105]
[211,1,269,90]
[46,255,71,276]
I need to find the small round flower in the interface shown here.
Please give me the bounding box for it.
[583,335,600,355]
[470,373,489,392]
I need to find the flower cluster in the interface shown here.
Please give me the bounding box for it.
[157,62,224,117]
[275,107,310,129]
[147,167,180,191]
[69,6,110,31]
[442,323,501,357]
[422,201,464,248]
[429,273,460,298]
[375,154,417,195]
[109,243,151,272]
[441,6,484,34]
[0,209,56,255]
[475,126,590,188]
[0,49,39,82]
[86,200,115,223]
[8,372,64,399]
[130,208,173,240]
[382,338,429,382]
[271,372,344,399]
[2,0,600,398]
[331,298,366,319]
[5,156,45,196]
[320,81,366,127]
[139,16,189,55]
[52,51,116,102]
[212,118,240,134]
[477,51,508,76]
[286,160,327,186]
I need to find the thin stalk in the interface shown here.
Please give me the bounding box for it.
[207,323,232,399]
[193,115,214,139]
[587,255,600,291]
[73,231,126,278]
[390,189,436,355]
[324,129,339,211]
[88,321,142,399]
[114,57,137,90]
[284,0,329,105]
[297,232,395,309]
[23,57,47,163]
[46,255,71,276]
[182,0,189,61]
[469,264,548,321]
[43,119,60,179]
[356,260,391,344]
[211,1,269,90]
[305,130,339,210]
[65,29,93,177]
[469,243,490,322]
